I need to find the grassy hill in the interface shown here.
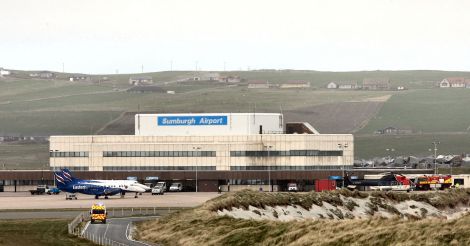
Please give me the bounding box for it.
[2,69,470,167]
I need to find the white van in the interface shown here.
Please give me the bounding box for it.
[169,183,183,192]
[151,182,167,195]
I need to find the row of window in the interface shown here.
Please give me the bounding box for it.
[230,165,353,171]
[51,166,89,171]
[50,152,89,157]
[103,151,216,158]
[230,150,343,157]
[50,150,343,158]
[102,166,216,171]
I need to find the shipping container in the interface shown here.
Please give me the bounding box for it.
[315,179,336,192]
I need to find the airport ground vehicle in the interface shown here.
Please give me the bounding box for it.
[169,183,183,192]
[65,193,78,200]
[90,203,107,224]
[151,182,167,195]
[29,185,48,195]
[413,175,452,190]
[47,187,61,195]
[287,183,298,192]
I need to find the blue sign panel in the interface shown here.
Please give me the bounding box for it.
[158,116,228,126]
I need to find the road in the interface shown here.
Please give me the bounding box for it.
[83,216,157,246]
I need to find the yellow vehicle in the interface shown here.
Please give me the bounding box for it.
[90,203,107,224]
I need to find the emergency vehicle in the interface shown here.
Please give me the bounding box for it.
[413,175,452,190]
[90,203,107,224]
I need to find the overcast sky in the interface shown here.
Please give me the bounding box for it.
[1,0,469,74]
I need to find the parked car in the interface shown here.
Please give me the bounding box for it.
[169,183,183,192]
[287,183,298,192]
[151,182,167,195]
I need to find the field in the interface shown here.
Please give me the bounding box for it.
[360,89,470,134]
[2,70,470,167]
[0,143,49,169]
[0,219,94,246]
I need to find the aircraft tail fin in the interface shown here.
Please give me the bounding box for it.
[54,171,69,188]
[61,168,77,182]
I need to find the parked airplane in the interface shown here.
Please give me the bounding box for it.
[54,169,150,199]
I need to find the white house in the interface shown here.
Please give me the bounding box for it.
[327,82,337,89]
[327,81,358,89]
[0,68,10,77]
[440,77,467,88]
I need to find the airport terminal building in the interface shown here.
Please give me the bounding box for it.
[49,113,354,191]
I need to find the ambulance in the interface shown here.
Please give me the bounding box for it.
[90,203,107,224]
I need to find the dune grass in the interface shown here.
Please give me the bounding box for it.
[135,189,470,246]
[0,219,95,246]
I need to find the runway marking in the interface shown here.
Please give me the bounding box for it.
[124,221,152,246]
[103,222,110,238]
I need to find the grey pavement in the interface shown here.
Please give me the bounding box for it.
[83,216,158,246]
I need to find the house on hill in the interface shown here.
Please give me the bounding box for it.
[327,81,358,89]
[129,76,153,85]
[280,80,310,88]
[375,127,412,135]
[193,73,220,81]
[362,78,390,90]
[30,71,56,79]
[69,75,92,82]
[218,75,241,83]
[247,80,270,89]
[439,77,468,88]
[0,68,10,77]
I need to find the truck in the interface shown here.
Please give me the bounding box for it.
[29,185,49,195]
[90,203,107,224]
[413,175,452,190]
[151,182,167,195]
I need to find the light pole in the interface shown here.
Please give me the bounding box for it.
[338,143,349,188]
[432,141,440,175]
[264,145,273,192]
[193,146,201,192]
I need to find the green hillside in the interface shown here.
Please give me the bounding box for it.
[2,69,470,167]
[360,89,470,134]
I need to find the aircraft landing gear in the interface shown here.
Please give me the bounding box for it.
[104,196,109,199]
[121,191,126,198]
[95,195,99,199]
[134,192,138,198]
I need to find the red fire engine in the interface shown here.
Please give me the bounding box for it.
[413,175,452,190]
